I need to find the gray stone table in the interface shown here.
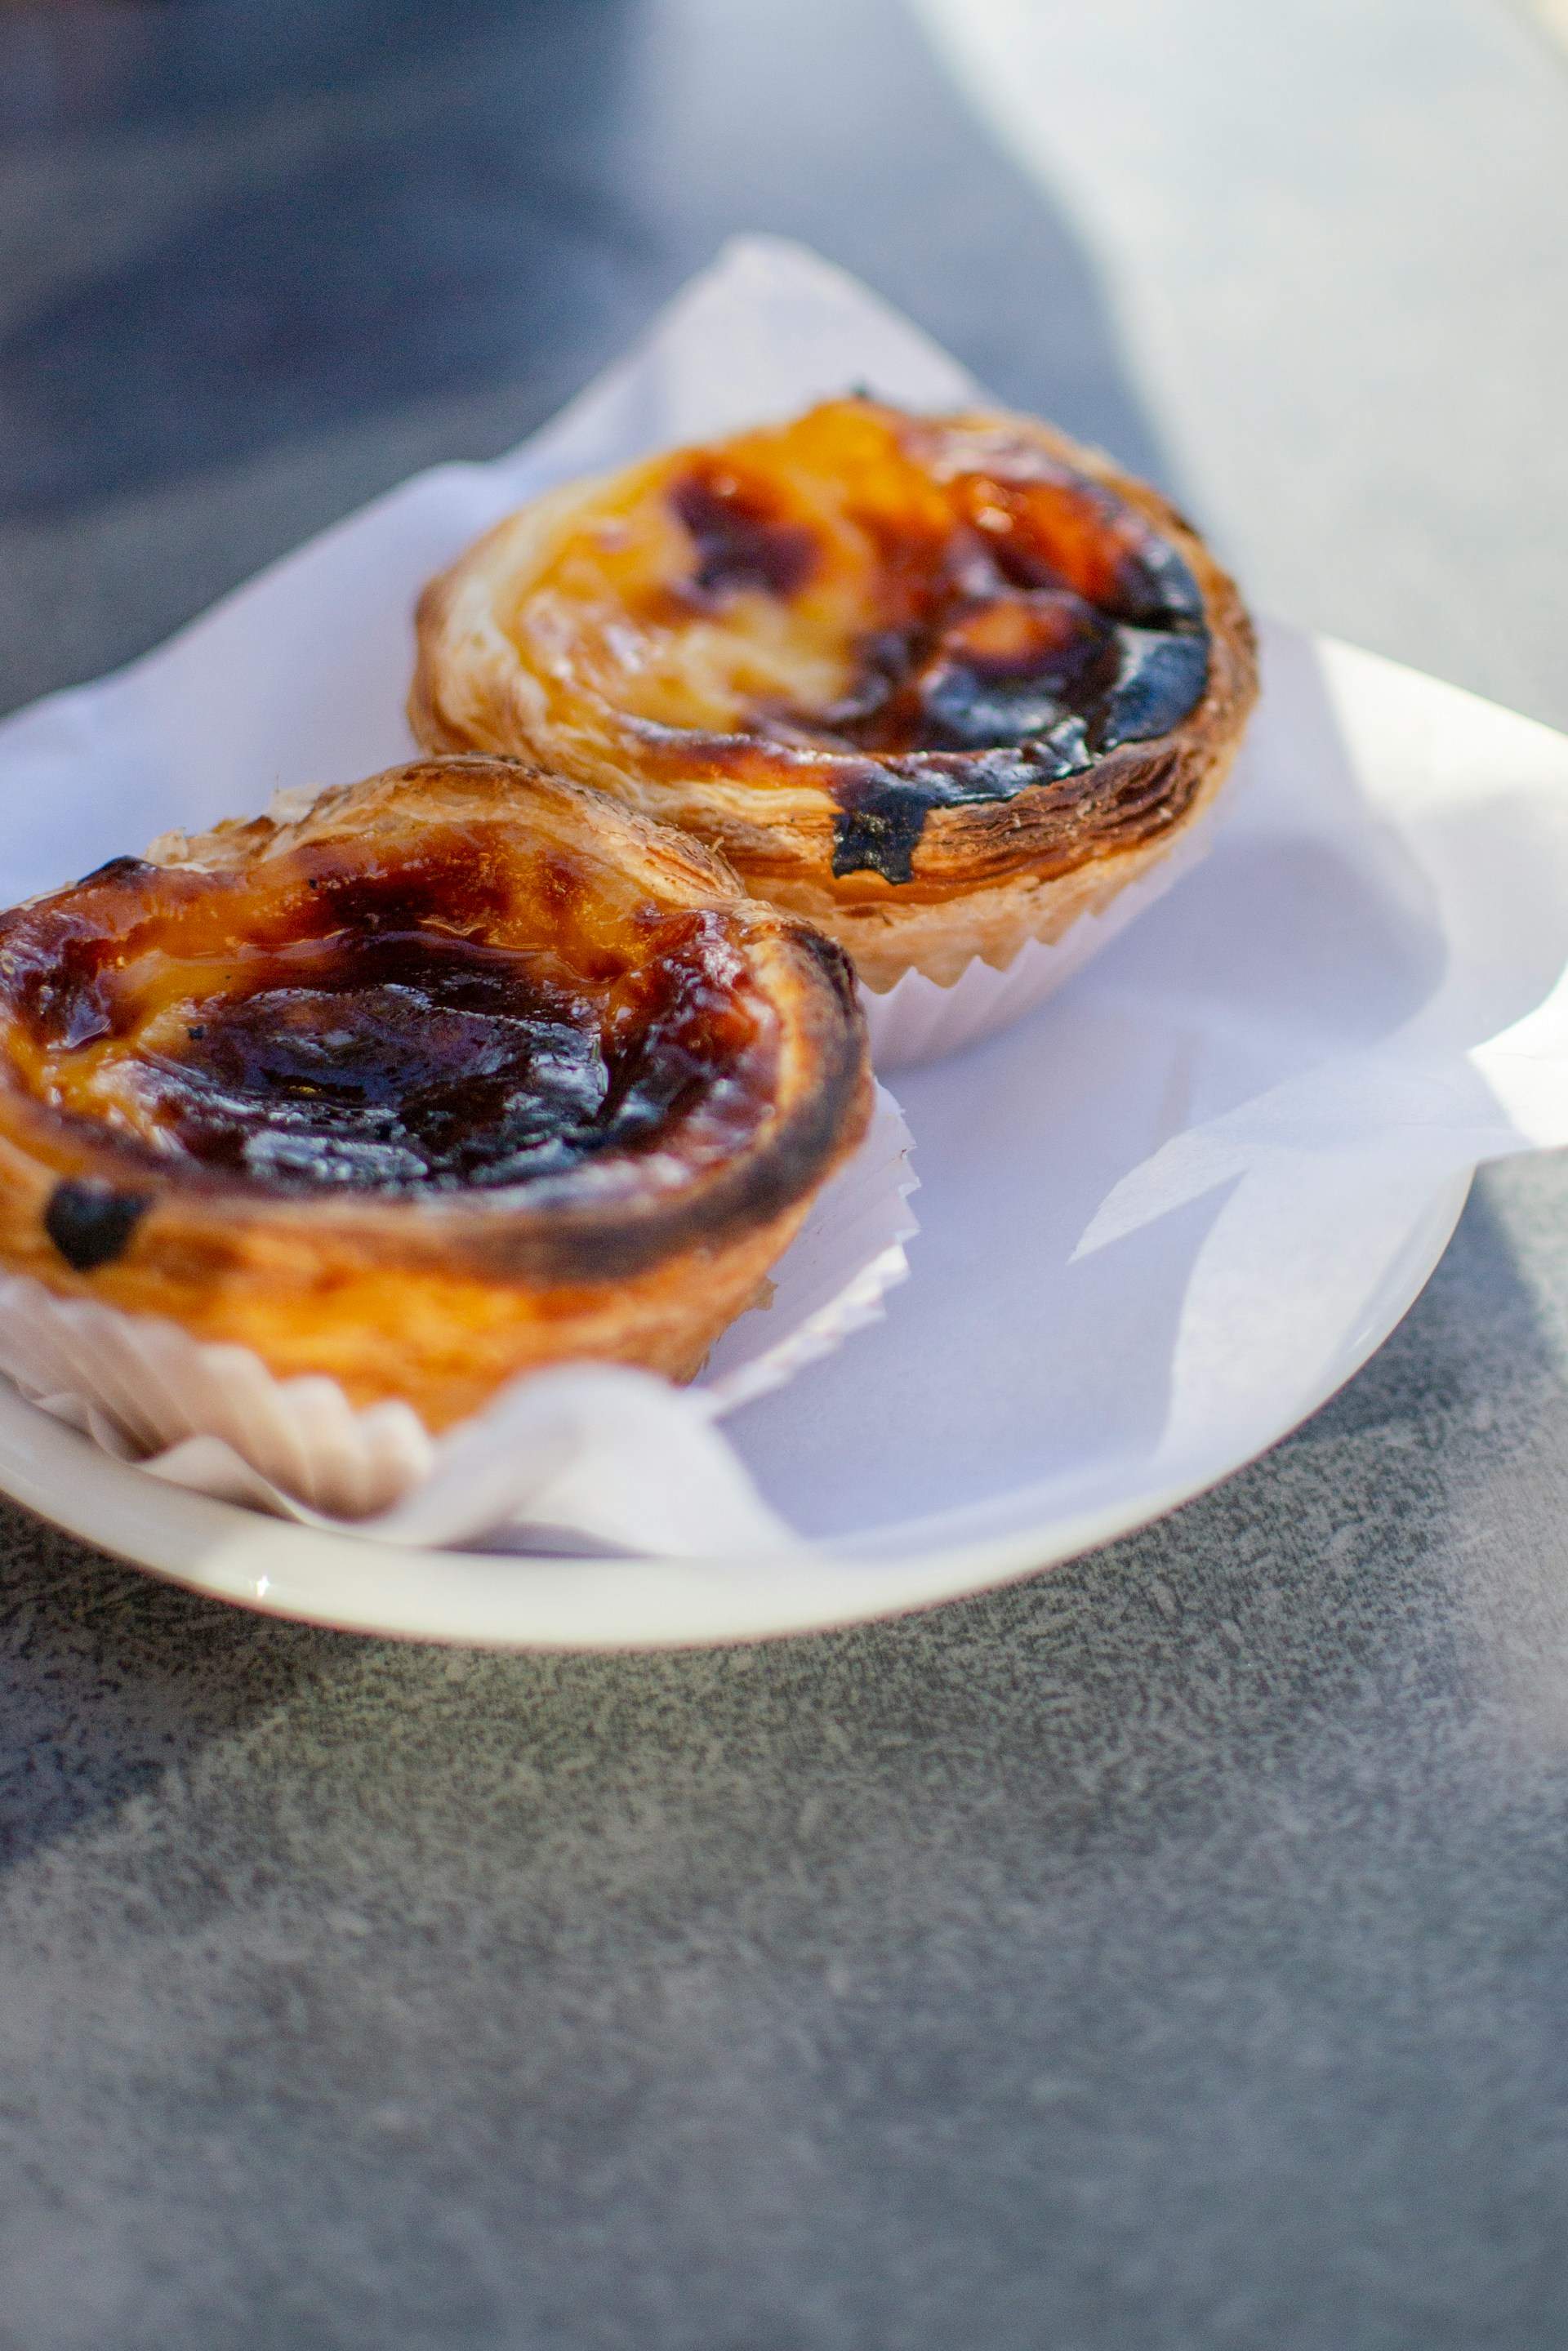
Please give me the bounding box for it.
[0,2,1566,2343]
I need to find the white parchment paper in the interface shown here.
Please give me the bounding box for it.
[1,237,1566,1566]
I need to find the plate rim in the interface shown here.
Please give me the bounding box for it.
[0,1171,1472,1650]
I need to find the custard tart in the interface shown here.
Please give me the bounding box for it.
[0,756,870,1431]
[411,397,1258,990]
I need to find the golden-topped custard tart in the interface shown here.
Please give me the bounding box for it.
[0,756,870,1430]
[410,397,1258,989]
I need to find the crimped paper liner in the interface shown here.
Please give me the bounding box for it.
[0,1085,916,1542]
[860,777,1237,1071]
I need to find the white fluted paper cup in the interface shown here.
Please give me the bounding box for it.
[0,1087,916,1549]
[859,777,1241,1071]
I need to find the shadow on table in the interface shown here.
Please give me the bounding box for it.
[0,0,1172,523]
[0,0,528,136]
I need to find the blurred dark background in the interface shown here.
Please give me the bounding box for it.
[5,0,1565,732]
[0,0,1169,711]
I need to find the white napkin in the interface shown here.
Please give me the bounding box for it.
[2,236,1567,1569]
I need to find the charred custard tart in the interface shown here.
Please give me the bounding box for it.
[411,398,1258,989]
[0,757,870,1430]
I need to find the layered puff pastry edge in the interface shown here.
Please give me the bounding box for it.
[410,399,1258,989]
[0,757,871,1429]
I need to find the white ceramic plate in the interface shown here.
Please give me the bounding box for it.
[2,245,1564,1646]
[0,1169,1468,1647]
[0,611,1556,1648]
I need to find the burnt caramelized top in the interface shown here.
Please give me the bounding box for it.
[499,399,1216,884]
[0,821,777,1204]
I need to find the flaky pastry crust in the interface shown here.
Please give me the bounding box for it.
[0,757,870,1429]
[411,399,1258,989]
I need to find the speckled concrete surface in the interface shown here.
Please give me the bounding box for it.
[1,5,1566,2345]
